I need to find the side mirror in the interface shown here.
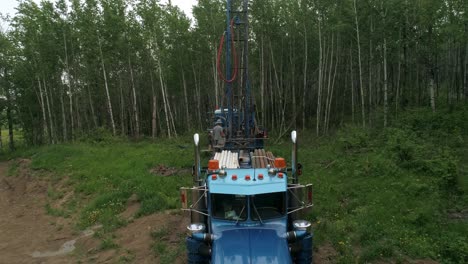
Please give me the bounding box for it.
[293,220,311,231]
[187,223,205,234]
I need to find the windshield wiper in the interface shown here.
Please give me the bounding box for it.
[251,200,263,224]
[235,206,246,225]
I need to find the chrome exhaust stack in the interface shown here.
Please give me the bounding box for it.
[193,133,201,186]
[291,131,298,184]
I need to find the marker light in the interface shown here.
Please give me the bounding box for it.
[211,175,218,180]
[208,160,220,170]
[274,158,286,169]
[258,174,264,180]
[245,175,251,181]
[278,173,284,179]
[308,187,313,204]
[232,175,238,181]
[181,192,186,203]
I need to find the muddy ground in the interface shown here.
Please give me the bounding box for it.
[0,160,188,264]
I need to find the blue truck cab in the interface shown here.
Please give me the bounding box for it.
[181,132,313,263]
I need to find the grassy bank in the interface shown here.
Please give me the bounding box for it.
[5,138,194,232]
[304,106,468,263]
[2,106,467,263]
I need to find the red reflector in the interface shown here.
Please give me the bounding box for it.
[232,175,238,181]
[258,174,264,180]
[212,174,218,180]
[181,193,186,203]
[278,173,284,178]
[245,175,251,181]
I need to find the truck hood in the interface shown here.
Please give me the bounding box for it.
[211,228,291,264]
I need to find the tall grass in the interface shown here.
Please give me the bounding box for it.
[302,107,468,263]
[1,106,467,262]
[5,138,194,231]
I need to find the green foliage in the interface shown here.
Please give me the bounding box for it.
[76,127,122,144]
[337,126,371,151]
[20,140,192,232]
[381,127,459,191]
[7,159,19,176]
[5,107,467,263]
[100,236,119,250]
[439,230,468,263]
[305,107,467,263]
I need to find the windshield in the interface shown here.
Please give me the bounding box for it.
[211,192,285,221]
[212,194,247,221]
[251,192,286,220]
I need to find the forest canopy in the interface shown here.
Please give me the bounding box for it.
[0,0,467,145]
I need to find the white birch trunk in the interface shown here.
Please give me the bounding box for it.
[384,37,389,127]
[324,35,334,134]
[290,39,296,128]
[270,40,284,134]
[119,77,125,136]
[128,57,139,138]
[150,73,157,138]
[158,59,171,138]
[429,76,436,112]
[63,31,74,141]
[182,68,190,130]
[368,17,373,127]
[98,36,116,136]
[43,78,55,144]
[396,30,402,115]
[303,24,308,131]
[212,49,219,107]
[165,80,178,137]
[37,77,48,142]
[261,36,265,125]
[350,49,355,124]
[326,36,339,134]
[60,85,67,141]
[152,35,172,138]
[354,0,366,128]
[464,42,468,100]
[317,19,323,136]
[192,63,202,129]
[87,85,98,128]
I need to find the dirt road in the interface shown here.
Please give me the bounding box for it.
[0,160,77,263]
[0,160,188,263]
